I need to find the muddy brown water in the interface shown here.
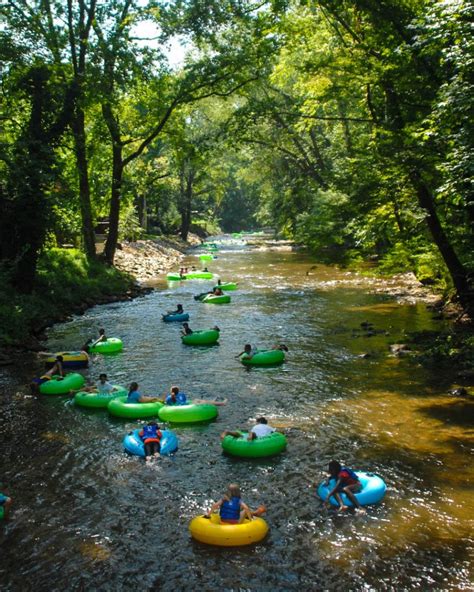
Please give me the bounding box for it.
[1,243,473,591]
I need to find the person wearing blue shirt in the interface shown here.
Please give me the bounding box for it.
[126,382,161,404]
[165,386,187,405]
[162,385,228,407]
[205,483,266,524]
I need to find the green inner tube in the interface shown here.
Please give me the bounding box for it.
[221,432,287,458]
[182,330,220,346]
[213,282,237,291]
[158,402,218,424]
[202,294,231,304]
[74,385,127,409]
[199,254,214,261]
[184,272,214,280]
[107,396,163,419]
[167,273,183,281]
[39,373,85,395]
[240,349,285,366]
[89,338,123,354]
[0,506,4,520]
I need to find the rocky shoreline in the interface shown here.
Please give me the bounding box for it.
[113,234,201,283]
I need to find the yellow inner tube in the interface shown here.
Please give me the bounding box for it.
[189,514,269,546]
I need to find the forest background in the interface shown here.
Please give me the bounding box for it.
[1,0,473,350]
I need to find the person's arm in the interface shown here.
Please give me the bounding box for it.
[247,430,257,441]
[138,395,159,403]
[325,478,342,503]
[206,499,223,517]
[240,501,253,520]
[91,334,107,347]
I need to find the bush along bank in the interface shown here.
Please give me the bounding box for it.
[0,248,147,352]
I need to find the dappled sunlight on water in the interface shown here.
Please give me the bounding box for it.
[0,243,472,590]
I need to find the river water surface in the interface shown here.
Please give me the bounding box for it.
[1,241,473,591]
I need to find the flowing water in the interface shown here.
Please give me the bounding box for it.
[1,242,473,591]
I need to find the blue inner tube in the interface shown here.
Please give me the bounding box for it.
[317,471,386,507]
[162,312,190,322]
[123,429,179,457]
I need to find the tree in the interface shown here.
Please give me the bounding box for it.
[93,0,275,263]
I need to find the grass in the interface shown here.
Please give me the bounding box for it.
[0,248,135,347]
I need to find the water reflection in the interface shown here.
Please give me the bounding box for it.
[0,246,472,590]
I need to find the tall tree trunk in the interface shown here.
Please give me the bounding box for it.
[104,142,123,264]
[410,169,473,313]
[12,69,50,292]
[179,170,194,241]
[136,194,147,231]
[72,107,96,258]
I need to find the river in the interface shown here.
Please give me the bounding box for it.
[1,241,473,591]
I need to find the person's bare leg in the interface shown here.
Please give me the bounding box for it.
[343,485,365,514]
[334,492,348,512]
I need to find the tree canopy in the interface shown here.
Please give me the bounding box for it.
[1,0,472,312]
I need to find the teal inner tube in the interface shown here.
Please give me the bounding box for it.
[39,373,85,395]
[74,385,127,409]
[107,396,163,419]
[317,472,387,507]
[158,402,218,424]
[221,432,287,458]
[213,282,237,291]
[89,338,123,354]
[181,329,220,346]
[202,294,231,304]
[240,350,285,366]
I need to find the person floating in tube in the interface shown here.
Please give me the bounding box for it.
[323,460,366,514]
[205,483,266,524]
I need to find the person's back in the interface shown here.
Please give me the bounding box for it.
[48,356,64,377]
[140,423,161,442]
[251,423,275,438]
[219,495,242,523]
[139,422,162,461]
[337,466,359,486]
[249,417,275,440]
[127,382,141,403]
[182,323,193,335]
[165,387,187,405]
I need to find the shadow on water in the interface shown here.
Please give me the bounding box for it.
[0,244,473,590]
[419,399,474,427]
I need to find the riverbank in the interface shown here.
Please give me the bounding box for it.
[113,234,201,282]
[0,235,200,358]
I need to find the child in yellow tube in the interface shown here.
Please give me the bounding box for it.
[206,483,266,524]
